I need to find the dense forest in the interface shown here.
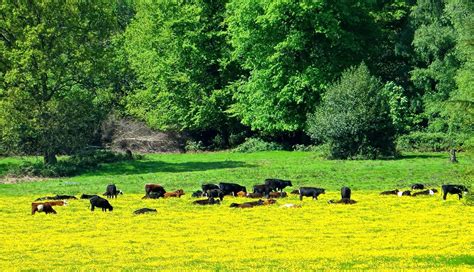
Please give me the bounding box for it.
[1,0,473,163]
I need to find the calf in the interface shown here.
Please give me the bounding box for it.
[411,183,425,190]
[253,184,271,197]
[268,192,287,198]
[280,203,302,208]
[192,190,204,198]
[193,198,220,205]
[164,189,185,198]
[202,184,219,193]
[412,189,438,197]
[90,196,113,212]
[328,198,357,205]
[299,187,325,201]
[31,203,57,215]
[35,195,77,201]
[397,190,411,197]
[143,184,166,199]
[103,184,123,199]
[341,187,351,199]
[206,189,224,201]
[246,192,263,198]
[265,178,292,192]
[133,208,157,215]
[380,189,399,195]
[219,182,247,196]
[442,185,469,200]
[236,191,247,197]
[81,194,98,199]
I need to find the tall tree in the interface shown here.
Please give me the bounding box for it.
[0,1,118,164]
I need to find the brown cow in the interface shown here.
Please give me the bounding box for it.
[327,198,357,205]
[236,191,247,197]
[31,201,65,215]
[164,189,185,198]
[143,184,166,199]
[246,192,263,198]
[268,192,287,198]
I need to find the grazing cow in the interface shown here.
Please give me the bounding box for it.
[31,201,66,215]
[90,196,113,212]
[103,184,123,199]
[164,189,185,198]
[35,195,77,201]
[31,203,57,215]
[81,194,98,199]
[193,198,221,205]
[202,184,219,193]
[143,184,166,199]
[268,192,287,198]
[236,191,247,197]
[299,187,325,201]
[192,190,204,198]
[253,184,271,197]
[397,190,411,197]
[290,190,299,195]
[264,178,293,192]
[442,185,469,200]
[328,198,357,205]
[219,182,247,196]
[280,203,302,208]
[341,187,351,199]
[246,192,263,198]
[206,189,224,201]
[380,189,399,195]
[133,208,157,215]
[412,189,438,197]
[411,184,425,190]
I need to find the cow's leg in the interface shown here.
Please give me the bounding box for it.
[443,191,448,200]
[91,205,95,211]
[300,194,303,201]
[458,193,462,199]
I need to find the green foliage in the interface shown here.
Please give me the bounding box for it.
[307,63,396,159]
[233,138,283,153]
[7,150,132,178]
[185,140,205,153]
[382,82,415,134]
[396,131,471,152]
[226,0,379,133]
[0,2,118,164]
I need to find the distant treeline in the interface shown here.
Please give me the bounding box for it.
[0,0,472,162]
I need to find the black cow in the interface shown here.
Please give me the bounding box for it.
[380,189,399,195]
[202,184,219,193]
[299,187,325,201]
[35,195,77,201]
[103,184,123,199]
[193,197,221,205]
[265,178,292,192]
[143,184,166,199]
[341,187,351,199]
[219,182,247,196]
[411,184,425,190]
[253,184,271,197]
[206,189,224,201]
[81,194,98,199]
[328,198,357,205]
[442,185,469,200]
[133,208,157,215]
[398,190,411,196]
[290,189,299,195]
[412,189,438,197]
[192,190,204,198]
[90,196,113,212]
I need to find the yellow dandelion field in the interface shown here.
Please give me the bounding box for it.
[0,192,472,271]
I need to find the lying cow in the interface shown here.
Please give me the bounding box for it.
[193,197,221,205]
[206,189,224,201]
[290,190,299,195]
[31,200,66,215]
[442,185,469,200]
[253,184,271,197]
[90,196,113,212]
[35,195,77,201]
[164,189,185,198]
[412,189,438,196]
[268,192,287,198]
[192,190,204,198]
[280,203,302,208]
[328,198,357,205]
[397,190,411,197]
[202,184,219,193]
[380,189,399,195]
[219,182,247,196]
[143,184,166,199]
[299,187,325,201]
[81,194,98,199]
[265,178,292,192]
[246,192,263,198]
[133,208,157,215]
[236,191,247,197]
[229,199,276,208]
[411,183,425,190]
[103,184,123,199]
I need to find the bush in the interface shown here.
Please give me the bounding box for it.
[396,132,471,152]
[7,150,131,178]
[233,138,283,153]
[306,63,396,159]
[184,140,205,152]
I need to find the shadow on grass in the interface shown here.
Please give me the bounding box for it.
[89,160,254,176]
[399,153,446,159]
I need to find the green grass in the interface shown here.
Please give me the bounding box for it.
[0,151,472,197]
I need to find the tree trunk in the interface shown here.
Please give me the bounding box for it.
[44,152,58,165]
[450,149,458,163]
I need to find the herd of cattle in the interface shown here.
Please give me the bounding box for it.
[30,179,470,215]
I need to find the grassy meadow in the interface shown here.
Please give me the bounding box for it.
[0,151,473,270]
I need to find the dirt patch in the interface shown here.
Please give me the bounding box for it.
[0,175,52,184]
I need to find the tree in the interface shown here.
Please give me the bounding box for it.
[0,1,118,164]
[306,63,396,159]
[226,0,379,134]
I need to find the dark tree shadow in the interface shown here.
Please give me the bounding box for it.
[86,160,254,176]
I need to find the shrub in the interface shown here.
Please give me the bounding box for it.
[306,63,396,159]
[396,132,471,152]
[233,138,283,153]
[184,140,205,152]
